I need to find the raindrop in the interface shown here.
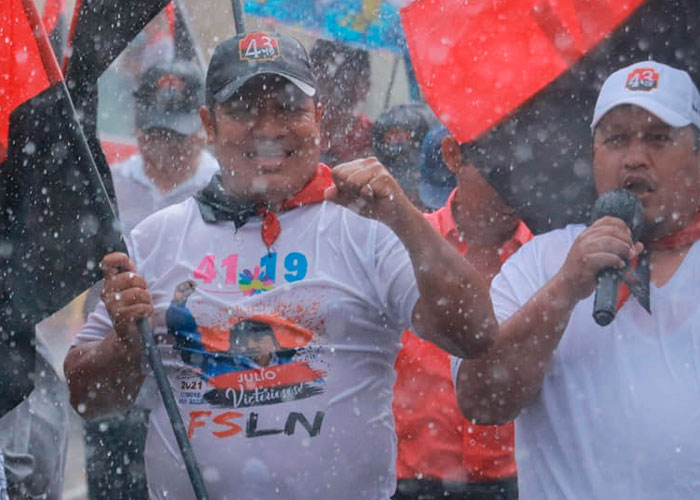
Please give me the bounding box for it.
[23,141,36,154]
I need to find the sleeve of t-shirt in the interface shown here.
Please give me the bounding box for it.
[73,237,139,346]
[490,236,546,324]
[371,222,420,333]
[450,227,576,386]
[450,235,546,387]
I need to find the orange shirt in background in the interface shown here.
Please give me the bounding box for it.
[393,189,532,482]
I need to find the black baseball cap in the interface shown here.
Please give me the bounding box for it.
[134,61,204,136]
[206,32,317,105]
[372,104,430,168]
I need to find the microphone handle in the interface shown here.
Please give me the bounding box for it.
[593,268,623,326]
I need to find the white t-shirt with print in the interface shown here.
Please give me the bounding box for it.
[111,150,219,235]
[77,198,420,500]
[454,224,700,499]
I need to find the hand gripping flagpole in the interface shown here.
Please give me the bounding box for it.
[22,0,212,498]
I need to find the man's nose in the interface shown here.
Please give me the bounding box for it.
[253,109,286,137]
[623,136,651,170]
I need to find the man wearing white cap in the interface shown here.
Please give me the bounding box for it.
[453,60,700,499]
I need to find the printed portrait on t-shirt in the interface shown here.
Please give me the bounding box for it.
[165,279,326,410]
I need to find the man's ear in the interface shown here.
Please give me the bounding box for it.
[199,105,216,144]
[441,135,463,175]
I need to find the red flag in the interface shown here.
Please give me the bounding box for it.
[0,0,61,162]
[41,0,67,64]
[401,0,645,143]
[41,0,65,34]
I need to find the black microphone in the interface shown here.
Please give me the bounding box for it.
[589,189,644,326]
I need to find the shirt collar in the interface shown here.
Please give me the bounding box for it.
[123,152,213,198]
[431,188,532,259]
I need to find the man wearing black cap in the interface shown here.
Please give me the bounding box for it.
[371,104,431,210]
[112,60,219,235]
[65,32,496,500]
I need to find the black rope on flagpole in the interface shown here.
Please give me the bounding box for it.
[232,0,245,34]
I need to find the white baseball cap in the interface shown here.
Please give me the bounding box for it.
[591,60,700,132]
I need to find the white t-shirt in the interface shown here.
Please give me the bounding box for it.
[77,198,420,500]
[454,224,700,499]
[111,150,219,235]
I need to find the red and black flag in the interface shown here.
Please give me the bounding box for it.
[0,0,123,416]
[402,0,700,233]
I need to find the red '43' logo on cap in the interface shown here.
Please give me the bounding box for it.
[626,68,659,92]
[239,33,281,62]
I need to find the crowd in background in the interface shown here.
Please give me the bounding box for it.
[2,13,700,500]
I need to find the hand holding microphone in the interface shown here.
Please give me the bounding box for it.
[589,189,644,325]
[556,190,644,324]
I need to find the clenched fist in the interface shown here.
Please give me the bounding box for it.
[325,157,417,226]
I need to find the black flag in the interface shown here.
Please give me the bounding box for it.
[0,0,124,416]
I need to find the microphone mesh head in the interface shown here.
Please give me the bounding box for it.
[589,189,644,241]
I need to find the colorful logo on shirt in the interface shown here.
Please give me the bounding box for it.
[238,266,274,296]
[193,251,308,295]
[626,68,659,92]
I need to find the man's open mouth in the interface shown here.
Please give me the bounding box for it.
[243,141,293,166]
[622,175,655,196]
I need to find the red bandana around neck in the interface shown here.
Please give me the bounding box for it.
[617,211,700,310]
[257,163,334,248]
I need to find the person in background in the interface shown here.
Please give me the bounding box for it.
[371,104,430,211]
[418,126,457,211]
[112,60,219,235]
[454,60,700,499]
[309,38,373,165]
[83,60,218,500]
[0,325,70,500]
[393,124,529,500]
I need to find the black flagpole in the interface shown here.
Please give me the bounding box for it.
[60,0,213,497]
[232,0,246,34]
[137,319,211,500]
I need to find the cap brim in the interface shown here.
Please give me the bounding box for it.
[419,181,452,210]
[138,113,202,136]
[213,70,316,103]
[591,97,691,131]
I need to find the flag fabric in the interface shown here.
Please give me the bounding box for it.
[402,0,646,144]
[41,0,67,63]
[401,0,700,233]
[0,0,124,416]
